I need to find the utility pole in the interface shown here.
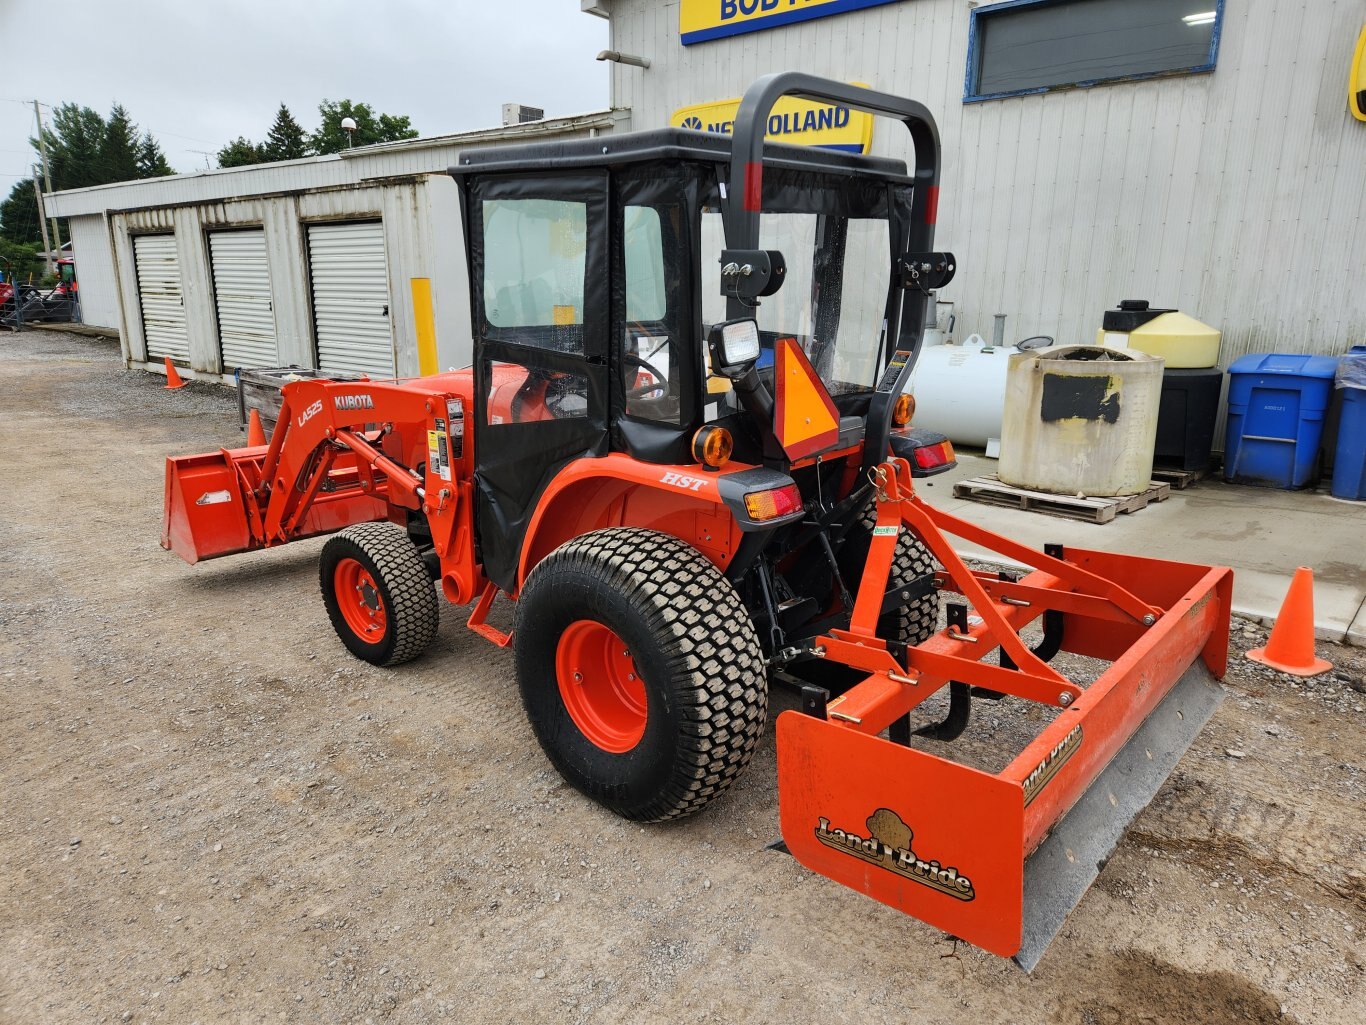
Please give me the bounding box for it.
[32,100,62,266]
[32,166,55,277]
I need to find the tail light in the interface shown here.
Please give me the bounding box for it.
[914,439,955,470]
[744,483,803,521]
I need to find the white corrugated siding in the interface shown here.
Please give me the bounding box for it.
[603,0,1366,365]
[132,234,188,362]
[65,215,120,330]
[209,230,276,371]
[307,221,395,376]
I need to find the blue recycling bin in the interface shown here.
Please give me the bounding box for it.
[1224,353,1339,489]
[1331,346,1366,500]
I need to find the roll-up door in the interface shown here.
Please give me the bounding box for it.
[307,221,394,376]
[133,234,188,362]
[209,229,275,371]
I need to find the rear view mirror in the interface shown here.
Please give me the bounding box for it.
[708,318,761,377]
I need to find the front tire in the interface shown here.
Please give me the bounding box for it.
[514,528,768,822]
[320,522,439,667]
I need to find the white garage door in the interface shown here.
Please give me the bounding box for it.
[133,234,188,362]
[307,221,394,377]
[209,229,276,371]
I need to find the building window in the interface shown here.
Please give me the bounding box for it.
[965,0,1223,103]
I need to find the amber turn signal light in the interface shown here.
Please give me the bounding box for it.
[692,425,733,469]
[892,393,915,427]
[743,483,803,521]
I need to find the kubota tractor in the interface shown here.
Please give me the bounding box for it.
[163,75,1233,969]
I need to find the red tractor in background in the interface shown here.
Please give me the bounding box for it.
[162,75,1233,969]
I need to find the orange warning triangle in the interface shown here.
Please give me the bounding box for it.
[774,337,840,460]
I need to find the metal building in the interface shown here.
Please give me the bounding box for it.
[585,0,1366,365]
[47,111,624,380]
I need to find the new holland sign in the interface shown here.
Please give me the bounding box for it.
[670,92,874,154]
[680,0,903,46]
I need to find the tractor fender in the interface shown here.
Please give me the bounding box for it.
[516,455,803,590]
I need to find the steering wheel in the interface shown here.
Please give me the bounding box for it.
[621,350,669,400]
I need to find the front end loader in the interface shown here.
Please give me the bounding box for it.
[161,74,1232,969]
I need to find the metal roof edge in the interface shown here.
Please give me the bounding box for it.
[45,109,623,217]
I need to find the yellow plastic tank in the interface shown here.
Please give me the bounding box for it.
[1095,300,1220,369]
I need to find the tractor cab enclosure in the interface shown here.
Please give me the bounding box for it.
[451,126,954,601]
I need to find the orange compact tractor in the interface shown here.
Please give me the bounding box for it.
[163,76,1233,968]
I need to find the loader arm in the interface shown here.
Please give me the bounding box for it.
[162,373,479,595]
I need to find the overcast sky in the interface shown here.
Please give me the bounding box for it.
[0,0,609,199]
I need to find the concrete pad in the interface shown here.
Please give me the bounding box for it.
[1348,601,1366,647]
[924,452,1366,645]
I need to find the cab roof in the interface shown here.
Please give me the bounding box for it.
[449,127,911,184]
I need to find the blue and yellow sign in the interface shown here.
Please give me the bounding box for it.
[680,0,903,46]
[670,91,874,154]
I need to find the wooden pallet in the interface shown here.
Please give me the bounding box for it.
[952,474,1172,524]
[1151,465,1210,490]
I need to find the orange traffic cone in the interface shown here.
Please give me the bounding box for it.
[246,408,267,446]
[1246,567,1333,677]
[163,357,187,390]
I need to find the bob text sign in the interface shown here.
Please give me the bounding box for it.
[680,0,903,45]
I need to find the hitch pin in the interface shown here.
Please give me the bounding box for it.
[947,630,979,643]
[1000,596,1030,607]
[829,710,863,725]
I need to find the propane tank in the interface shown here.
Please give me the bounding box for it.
[907,324,1054,451]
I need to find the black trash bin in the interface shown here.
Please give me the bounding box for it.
[1154,367,1223,472]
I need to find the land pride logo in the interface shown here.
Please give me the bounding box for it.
[815,808,975,901]
[1022,724,1083,807]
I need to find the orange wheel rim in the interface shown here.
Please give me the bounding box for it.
[335,558,387,640]
[555,619,647,753]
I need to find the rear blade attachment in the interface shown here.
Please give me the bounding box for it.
[776,457,1233,968]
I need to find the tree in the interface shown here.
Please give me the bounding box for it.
[310,99,419,155]
[98,104,142,183]
[216,136,264,168]
[262,103,310,161]
[137,134,174,177]
[38,103,108,192]
[0,102,177,257]
[0,237,44,283]
[0,179,42,247]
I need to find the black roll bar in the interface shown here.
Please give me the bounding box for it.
[721,73,945,472]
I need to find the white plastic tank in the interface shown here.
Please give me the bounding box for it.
[907,334,1053,449]
[997,345,1163,497]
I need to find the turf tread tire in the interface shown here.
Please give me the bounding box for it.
[320,522,439,667]
[515,528,767,823]
[855,500,939,648]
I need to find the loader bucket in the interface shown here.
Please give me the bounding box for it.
[163,445,389,564]
[776,460,1233,969]
[163,449,258,564]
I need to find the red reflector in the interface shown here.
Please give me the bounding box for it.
[744,483,803,521]
[744,161,764,212]
[914,440,954,469]
[924,185,940,224]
